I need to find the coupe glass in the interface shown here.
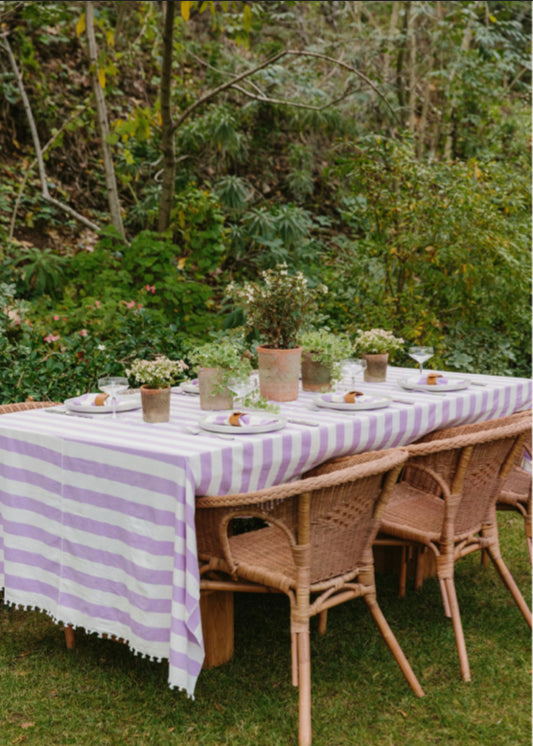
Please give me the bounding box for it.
[341,358,366,387]
[408,346,434,375]
[227,375,256,409]
[98,376,129,419]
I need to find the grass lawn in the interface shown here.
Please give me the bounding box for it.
[1,514,530,745]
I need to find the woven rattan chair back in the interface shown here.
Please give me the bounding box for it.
[196,447,424,746]
[0,401,58,414]
[377,413,532,682]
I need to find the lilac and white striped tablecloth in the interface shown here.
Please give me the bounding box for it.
[0,367,530,696]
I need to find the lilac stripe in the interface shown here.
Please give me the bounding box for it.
[61,539,175,583]
[7,548,171,614]
[63,454,181,498]
[61,512,175,556]
[255,438,274,490]
[63,483,177,527]
[169,647,203,678]
[0,434,62,467]
[58,591,171,643]
[4,521,62,551]
[0,464,62,496]
[1,491,63,525]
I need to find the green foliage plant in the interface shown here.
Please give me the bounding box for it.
[298,329,352,382]
[226,262,328,349]
[188,337,253,384]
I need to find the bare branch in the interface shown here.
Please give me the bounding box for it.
[171,49,290,132]
[0,32,100,234]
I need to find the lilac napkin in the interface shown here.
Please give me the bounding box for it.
[69,393,110,407]
[321,392,372,403]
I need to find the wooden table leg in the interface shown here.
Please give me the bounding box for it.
[200,590,234,668]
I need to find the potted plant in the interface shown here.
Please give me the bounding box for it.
[298,329,352,392]
[188,338,253,411]
[126,354,188,422]
[226,263,327,401]
[353,328,404,382]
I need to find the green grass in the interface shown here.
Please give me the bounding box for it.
[1,514,531,745]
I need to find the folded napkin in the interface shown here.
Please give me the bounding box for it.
[417,374,449,386]
[321,391,372,404]
[69,393,111,407]
[209,411,278,427]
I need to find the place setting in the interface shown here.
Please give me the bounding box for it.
[49,377,142,419]
[397,347,472,394]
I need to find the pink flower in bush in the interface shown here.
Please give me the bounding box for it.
[79,329,88,337]
[94,300,100,308]
[44,333,60,343]
[145,285,156,294]
[53,315,60,321]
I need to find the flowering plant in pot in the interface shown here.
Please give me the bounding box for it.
[126,354,188,422]
[298,329,352,392]
[188,338,253,410]
[353,328,404,382]
[226,263,327,401]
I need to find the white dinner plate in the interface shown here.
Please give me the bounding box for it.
[199,411,286,434]
[314,393,391,411]
[64,393,142,413]
[179,381,200,395]
[398,376,472,393]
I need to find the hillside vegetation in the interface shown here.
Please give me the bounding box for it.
[0,0,531,401]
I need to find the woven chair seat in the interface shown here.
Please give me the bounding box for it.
[197,447,424,746]
[375,413,532,683]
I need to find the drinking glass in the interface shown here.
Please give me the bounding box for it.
[227,376,256,409]
[408,346,434,375]
[341,358,366,387]
[98,376,129,419]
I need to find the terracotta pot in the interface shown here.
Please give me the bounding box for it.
[256,345,301,402]
[363,353,389,382]
[140,385,171,423]
[301,352,333,392]
[198,367,234,411]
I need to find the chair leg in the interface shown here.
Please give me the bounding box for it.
[365,596,425,697]
[317,610,327,636]
[442,576,471,682]
[296,629,312,746]
[64,625,76,649]
[291,631,298,687]
[398,546,407,598]
[439,578,452,618]
[487,550,532,628]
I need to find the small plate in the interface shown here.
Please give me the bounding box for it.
[398,376,471,393]
[64,393,142,413]
[179,381,200,395]
[199,411,286,434]
[315,393,391,411]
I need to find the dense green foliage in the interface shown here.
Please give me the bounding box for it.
[0,0,530,402]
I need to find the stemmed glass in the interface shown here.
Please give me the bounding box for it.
[408,346,434,375]
[227,375,256,409]
[341,358,367,387]
[98,376,129,419]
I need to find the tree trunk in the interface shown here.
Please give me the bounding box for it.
[157,0,176,233]
[85,1,125,239]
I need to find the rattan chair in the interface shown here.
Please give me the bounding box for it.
[494,411,531,562]
[196,447,424,746]
[375,414,532,682]
[0,400,77,647]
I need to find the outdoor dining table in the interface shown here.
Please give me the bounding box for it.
[0,366,530,698]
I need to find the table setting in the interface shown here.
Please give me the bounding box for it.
[0,362,530,700]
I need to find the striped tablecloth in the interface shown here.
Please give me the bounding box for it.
[0,367,530,697]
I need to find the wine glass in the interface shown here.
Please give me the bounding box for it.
[341,358,367,387]
[98,376,129,419]
[408,346,434,375]
[227,375,256,409]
